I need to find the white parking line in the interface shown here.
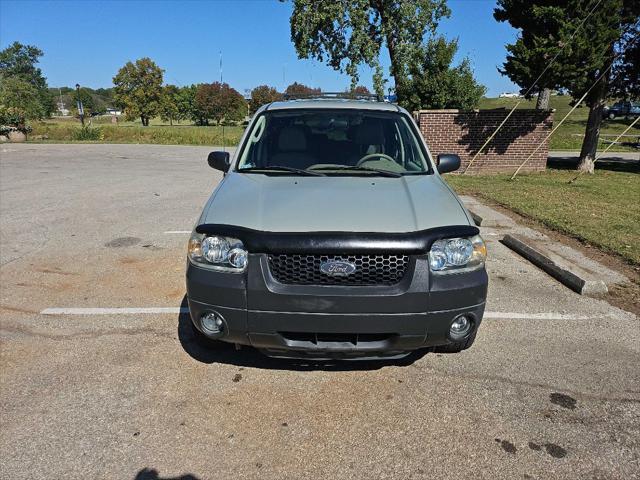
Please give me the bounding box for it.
[164,230,191,234]
[39,307,602,321]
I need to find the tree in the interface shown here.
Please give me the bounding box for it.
[289,0,450,100]
[0,77,45,120]
[494,0,640,172]
[344,85,373,98]
[284,82,320,98]
[112,58,164,126]
[249,85,282,113]
[0,41,54,117]
[194,82,246,125]
[397,36,486,112]
[158,84,181,125]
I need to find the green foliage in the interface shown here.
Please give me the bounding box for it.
[72,125,103,141]
[494,0,639,103]
[158,85,182,125]
[249,85,282,113]
[289,0,450,99]
[494,0,640,169]
[194,82,246,125]
[71,87,106,116]
[284,82,320,98]
[0,41,54,118]
[398,36,486,111]
[176,85,203,125]
[0,106,32,134]
[112,58,164,126]
[0,76,45,120]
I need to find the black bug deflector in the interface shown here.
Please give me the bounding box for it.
[194,224,479,254]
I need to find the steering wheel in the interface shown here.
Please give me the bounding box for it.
[355,153,396,167]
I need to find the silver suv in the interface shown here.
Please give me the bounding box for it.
[186,98,488,360]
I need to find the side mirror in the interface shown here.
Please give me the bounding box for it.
[437,153,461,174]
[208,151,230,172]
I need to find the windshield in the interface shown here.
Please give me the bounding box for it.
[236,109,430,175]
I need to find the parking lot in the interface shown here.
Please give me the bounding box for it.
[1,144,638,479]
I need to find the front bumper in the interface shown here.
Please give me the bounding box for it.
[186,254,487,359]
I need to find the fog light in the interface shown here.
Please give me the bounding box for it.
[201,312,224,335]
[449,315,472,340]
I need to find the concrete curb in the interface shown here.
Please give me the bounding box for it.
[501,234,608,296]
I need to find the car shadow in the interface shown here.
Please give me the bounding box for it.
[134,468,199,480]
[176,296,429,371]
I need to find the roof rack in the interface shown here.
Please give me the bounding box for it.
[282,91,385,102]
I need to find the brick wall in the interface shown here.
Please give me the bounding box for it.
[416,109,554,174]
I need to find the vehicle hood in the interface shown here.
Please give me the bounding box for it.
[200,173,472,233]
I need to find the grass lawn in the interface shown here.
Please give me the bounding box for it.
[478,96,639,151]
[446,169,640,265]
[30,116,244,146]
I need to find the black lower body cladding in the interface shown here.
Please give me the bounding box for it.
[186,253,488,360]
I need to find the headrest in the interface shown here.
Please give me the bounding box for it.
[354,120,384,145]
[277,126,307,151]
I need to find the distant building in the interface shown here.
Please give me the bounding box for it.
[499,92,521,98]
[106,108,122,116]
[55,102,70,116]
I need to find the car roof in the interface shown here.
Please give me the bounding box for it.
[264,99,402,113]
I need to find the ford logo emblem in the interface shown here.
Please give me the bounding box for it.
[320,260,357,277]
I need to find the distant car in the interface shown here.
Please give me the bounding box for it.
[186,97,488,360]
[603,101,640,119]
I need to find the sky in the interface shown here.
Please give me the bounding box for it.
[0,0,521,97]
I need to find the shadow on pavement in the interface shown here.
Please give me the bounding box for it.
[134,468,199,480]
[176,296,429,371]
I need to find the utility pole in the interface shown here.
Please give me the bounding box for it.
[75,83,85,126]
[219,51,223,83]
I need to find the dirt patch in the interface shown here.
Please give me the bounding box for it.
[104,236,140,248]
[0,305,39,315]
[474,195,640,316]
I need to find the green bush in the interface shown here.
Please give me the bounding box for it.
[0,106,32,133]
[72,126,103,141]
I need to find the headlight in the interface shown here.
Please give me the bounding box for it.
[429,235,486,273]
[188,233,248,272]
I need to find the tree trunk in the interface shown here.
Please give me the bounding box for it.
[536,88,551,110]
[578,71,610,173]
[374,0,405,103]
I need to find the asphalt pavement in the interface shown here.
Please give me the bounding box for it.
[1,144,638,479]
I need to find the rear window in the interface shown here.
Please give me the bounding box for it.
[236,109,430,175]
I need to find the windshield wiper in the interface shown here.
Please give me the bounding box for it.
[310,165,402,177]
[238,166,325,176]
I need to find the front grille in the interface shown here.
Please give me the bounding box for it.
[267,254,410,286]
